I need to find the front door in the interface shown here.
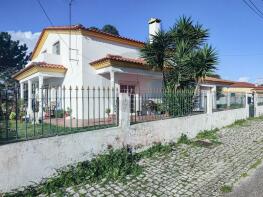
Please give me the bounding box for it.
[120,85,135,113]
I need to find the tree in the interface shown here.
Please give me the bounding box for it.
[101,24,119,36]
[141,16,218,91]
[89,26,100,31]
[141,31,173,88]
[0,32,30,86]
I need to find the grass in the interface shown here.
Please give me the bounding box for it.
[241,172,248,178]
[4,142,175,196]
[177,134,192,145]
[136,142,174,158]
[226,119,250,128]
[220,185,232,193]
[249,159,262,170]
[0,120,116,145]
[196,128,219,141]
[226,115,263,129]
[177,128,221,148]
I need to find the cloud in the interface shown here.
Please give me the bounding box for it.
[238,77,250,82]
[8,31,41,53]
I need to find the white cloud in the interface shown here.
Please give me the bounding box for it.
[238,77,250,82]
[8,31,41,53]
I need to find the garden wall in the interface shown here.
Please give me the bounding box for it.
[255,105,263,117]
[0,102,250,193]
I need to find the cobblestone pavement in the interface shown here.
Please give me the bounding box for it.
[53,119,263,196]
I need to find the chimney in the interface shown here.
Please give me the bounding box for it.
[148,18,161,42]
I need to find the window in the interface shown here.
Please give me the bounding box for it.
[42,49,47,54]
[52,41,60,55]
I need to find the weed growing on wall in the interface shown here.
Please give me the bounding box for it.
[5,143,176,196]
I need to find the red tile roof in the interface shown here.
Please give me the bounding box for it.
[44,25,145,45]
[12,62,66,78]
[203,77,235,85]
[31,25,145,60]
[252,86,263,91]
[90,54,147,66]
[230,82,256,88]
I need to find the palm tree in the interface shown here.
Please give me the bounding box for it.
[141,30,172,88]
[141,16,218,92]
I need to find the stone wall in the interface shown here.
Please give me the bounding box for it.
[0,93,252,192]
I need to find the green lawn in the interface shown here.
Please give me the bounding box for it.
[0,120,116,144]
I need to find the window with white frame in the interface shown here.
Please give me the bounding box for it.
[52,41,60,55]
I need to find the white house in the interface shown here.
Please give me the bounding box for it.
[13,18,163,121]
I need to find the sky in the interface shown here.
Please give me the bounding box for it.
[1,0,263,83]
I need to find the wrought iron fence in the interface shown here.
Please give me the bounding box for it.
[213,92,246,112]
[130,89,207,124]
[257,93,263,106]
[0,86,119,145]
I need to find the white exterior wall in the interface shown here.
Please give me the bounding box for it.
[256,105,263,117]
[28,31,162,119]
[0,106,249,193]
[81,35,141,88]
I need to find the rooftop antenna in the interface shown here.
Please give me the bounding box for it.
[69,0,74,61]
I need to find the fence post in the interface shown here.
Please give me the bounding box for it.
[119,93,130,129]
[245,93,250,117]
[206,91,213,114]
[227,92,231,108]
[254,92,258,117]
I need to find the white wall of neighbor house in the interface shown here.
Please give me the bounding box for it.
[0,92,253,193]
[255,93,263,117]
[255,105,263,117]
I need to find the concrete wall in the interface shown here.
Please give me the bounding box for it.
[255,105,263,117]
[0,104,250,193]
[0,127,123,193]
[126,108,249,147]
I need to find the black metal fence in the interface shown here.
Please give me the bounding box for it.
[130,89,207,124]
[257,93,263,106]
[0,86,119,145]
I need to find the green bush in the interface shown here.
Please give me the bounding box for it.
[55,110,65,118]
[9,112,16,120]
[163,90,194,117]
[177,134,192,145]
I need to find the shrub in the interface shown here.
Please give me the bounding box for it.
[55,110,65,118]
[9,112,16,120]
[177,134,192,145]
[105,108,111,116]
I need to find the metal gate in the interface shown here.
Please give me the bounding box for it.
[249,93,255,117]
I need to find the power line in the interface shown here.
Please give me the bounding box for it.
[35,0,94,62]
[35,0,55,26]
[242,0,263,19]
[248,0,263,17]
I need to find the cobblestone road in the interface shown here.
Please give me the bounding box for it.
[53,119,263,197]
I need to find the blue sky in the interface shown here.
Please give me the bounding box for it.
[1,0,263,83]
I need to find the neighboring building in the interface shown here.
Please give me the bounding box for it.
[12,19,163,120]
[200,77,235,109]
[223,82,256,94]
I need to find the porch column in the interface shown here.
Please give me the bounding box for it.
[20,82,24,100]
[110,71,115,113]
[27,79,33,117]
[38,75,44,120]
